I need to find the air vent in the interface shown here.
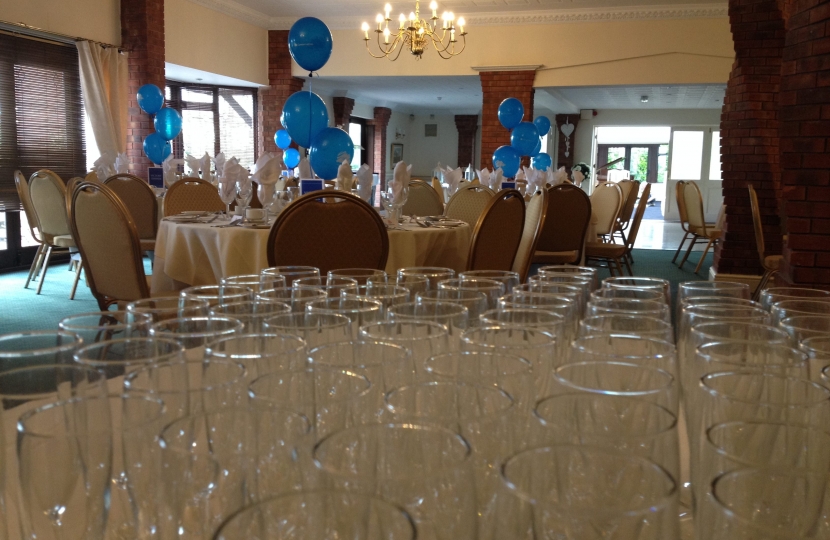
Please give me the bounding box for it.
[425,124,438,137]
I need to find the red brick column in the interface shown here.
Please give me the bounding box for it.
[122,0,165,180]
[554,114,580,173]
[479,70,536,171]
[373,107,392,187]
[258,30,305,159]
[777,0,830,287]
[714,0,785,277]
[454,115,478,170]
[333,97,355,128]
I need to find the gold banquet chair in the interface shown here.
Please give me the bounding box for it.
[267,191,388,275]
[748,184,783,299]
[586,183,651,276]
[591,182,624,243]
[511,188,548,281]
[467,189,526,272]
[14,170,48,289]
[164,176,225,217]
[104,174,159,251]
[532,184,592,265]
[70,181,151,310]
[612,179,639,249]
[678,181,722,273]
[402,180,444,217]
[445,183,495,227]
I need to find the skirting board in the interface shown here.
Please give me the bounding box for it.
[708,267,762,290]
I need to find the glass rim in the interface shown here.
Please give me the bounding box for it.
[680,296,761,307]
[149,316,245,340]
[305,297,383,311]
[679,280,749,291]
[358,320,449,340]
[701,371,830,406]
[248,367,373,405]
[17,395,112,438]
[0,330,82,358]
[384,381,515,420]
[261,265,320,275]
[58,310,152,330]
[537,265,598,275]
[603,276,669,287]
[460,325,556,347]
[780,314,830,329]
[179,284,254,296]
[459,269,520,278]
[309,340,411,366]
[127,296,210,310]
[74,336,184,366]
[209,300,292,316]
[0,363,105,400]
[391,300,469,315]
[417,289,488,300]
[205,333,307,360]
[397,266,456,277]
[262,312,352,330]
[481,307,565,321]
[424,350,533,375]
[294,276,358,287]
[580,314,671,328]
[534,393,678,437]
[571,334,675,360]
[697,341,808,368]
[554,361,675,396]
[690,321,789,341]
[705,420,830,470]
[531,273,591,283]
[123,357,247,394]
[327,268,388,277]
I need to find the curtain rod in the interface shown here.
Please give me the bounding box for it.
[0,20,123,51]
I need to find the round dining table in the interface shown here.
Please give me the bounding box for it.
[150,217,472,294]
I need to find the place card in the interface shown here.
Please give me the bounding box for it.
[300,179,324,195]
[501,181,517,190]
[148,167,164,188]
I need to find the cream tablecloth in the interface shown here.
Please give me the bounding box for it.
[151,220,471,294]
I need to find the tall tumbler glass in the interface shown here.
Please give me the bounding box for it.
[293,276,358,298]
[309,340,412,400]
[587,298,671,322]
[59,311,152,344]
[499,446,678,540]
[314,423,476,540]
[305,298,383,339]
[73,336,184,379]
[343,285,410,313]
[480,309,566,344]
[416,289,488,326]
[397,267,456,290]
[499,290,578,341]
[205,333,307,380]
[262,313,351,349]
[779,315,830,345]
[569,334,677,375]
[602,276,671,304]
[760,286,830,311]
[678,305,771,372]
[358,321,449,374]
[149,317,244,360]
[459,270,520,294]
[126,297,211,323]
[536,265,599,291]
[209,301,291,333]
[389,302,469,348]
[256,287,327,313]
[389,273,429,296]
[523,282,585,317]
[0,331,82,372]
[579,315,674,343]
[438,278,505,310]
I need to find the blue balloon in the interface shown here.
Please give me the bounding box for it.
[289,17,334,73]
[143,133,171,165]
[283,148,301,169]
[498,98,524,130]
[153,107,182,141]
[511,122,540,157]
[275,129,292,150]
[282,91,329,148]
[137,84,164,115]
[493,145,522,178]
[533,153,553,171]
[531,137,542,157]
[534,116,552,136]
[309,127,354,180]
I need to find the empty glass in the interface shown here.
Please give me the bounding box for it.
[358,321,449,373]
[480,308,567,347]
[262,312,352,349]
[771,299,830,325]
[524,281,585,316]
[294,276,359,298]
[529,274,592,306]
[309,340,413,397]
[149,317,244,360]
[257,287,327,313]
[0,331,82,371]
[438,278,505,310]
[305,298,383,338]
[260,266,320,285]
[588,297,671,322]
[343,284,410,312]
[416,289,488,326]
[580,314,674,343]
[328,268,387,285]
[209,301,291,332]
[569,334,677,375]
[591,287,666,302]
[806,337,830,382]
[390,273,429,296]
[220,273,286,293]
[58,311,152,344]
[397,267,456,290]
[126,296,211,323]
[73,336,183,379]
[179,285,255,307]
[602,276,671,304]
[760,286,830,311]
[205,333,307,380]
[779,315,830,344]
[536,265,599,290]
[459,270,520,294]
[678,281,750,303]
[389,302,469,346]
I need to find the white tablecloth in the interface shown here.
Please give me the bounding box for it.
[151,220,471,294]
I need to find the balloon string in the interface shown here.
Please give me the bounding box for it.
[307,74,313,158]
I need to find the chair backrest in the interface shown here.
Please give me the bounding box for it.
[402,180,444,217]
[511,188,548,281]
[591,182,623,236]
[164,176,225,216]
[747,184,766,263]
[84,171,100,183]
[267,192,389,274]
[467,189,526,272]
[14,170,41,242]
[28,169,71,239]
[104,174,159,239]
[445,184,495,227]
[675,180,690,231]
[70,181,149,310]
[536,184,592,261]
[625,182,651,252]
[64,177,85,213]
[616,180,639,228]
[682,181,707,231]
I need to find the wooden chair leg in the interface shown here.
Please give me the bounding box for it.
[24,244,44,289]
[69,260,83,300]
[695,239,716,274]
[678,236,699,270]
[623,255,633,276]
[672,232,691,264]
[36,245,52,295]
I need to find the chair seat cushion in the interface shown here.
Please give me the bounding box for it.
[533,250,580,264]
[765,255,783,270]
[53,234,76,248]
[690,226,722,239]
[585,242,627,258]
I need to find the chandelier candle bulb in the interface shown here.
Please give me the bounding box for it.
[384,27,391,43]
[400,13,406,27]
[362,22,370,39]
[431,1,438,17]
[376,13,383,30]
[385,3,392,17]
[458,17,465,33]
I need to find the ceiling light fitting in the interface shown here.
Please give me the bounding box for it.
[361,1,467,60]
[640,96,649,103]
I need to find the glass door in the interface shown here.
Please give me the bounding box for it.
[665,127,722,222]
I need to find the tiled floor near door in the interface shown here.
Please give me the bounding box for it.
[635,219,708,252]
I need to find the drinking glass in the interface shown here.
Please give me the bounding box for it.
[257,182,276,222]
[358,321,448,373]
[590,287,666,302]
[416,289,488,326]
[309,340,413,396]
[73,337,183,379]
[602,276,671,304]
[480,309,567,350]
[220,273,286,293]
[179,285,254,307]
[438,278,505,310]
[389,301,469,347]
[343,284,410,312]
[587,297,671,322]
[209,301,291,332]
[771,299,830,325]
[524,281,585,316]
[126,296,211,323]
[149,317,244,360]
[260,266,320,285]
[205,333,307,380]
[459,270,520,294]
[397,267,455,290]
[0,331,82,371]
[235,180,253,221]
[579,314,674,342]
[499,290,578,340]
[262,312,352,349]
[328,268,387,285]
[760,286,830,311]
[248,368,373,439]
[17,396,112,540]
[305,298,383,338]
[391,273,429,296]
[257,287,327,313]
[499,446,678,540]
[807,337,830,382]
[779,315,830,344]
[294,276,359,298]
[58,311,152,344]
[218,179,236,219]
[678,281,750,303]
[536,265,599,290]
[211,491,416,540]
[529,274,592,306]
[313,423,476,540]
[678,304,771,366]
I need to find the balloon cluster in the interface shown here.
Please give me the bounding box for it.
[492,97,552,178]
[137,84,183,165]
[272,17,354,180]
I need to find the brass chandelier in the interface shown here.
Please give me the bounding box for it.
[361,1,467,60]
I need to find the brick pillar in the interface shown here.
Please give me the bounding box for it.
[333,97,355,128]
[714,0,786,277]
[479,70,536,172]
[554,114,580,173]
[373,107,392,187]
[454,115,478,170]
[122,0,165,180]
[777,0,830,287]
[258,30,305,160]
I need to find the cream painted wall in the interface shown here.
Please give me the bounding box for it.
[397,114,460,178]
[0,0,120,45]
[165,0,268,85]
[315,17,733,86]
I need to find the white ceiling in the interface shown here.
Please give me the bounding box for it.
[537,84,726,111]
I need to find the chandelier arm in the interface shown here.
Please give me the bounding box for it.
[375,31,401,57]
[364,39,393,59]
[389,37,407,60]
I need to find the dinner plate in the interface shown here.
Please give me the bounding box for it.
[181,210,208,216]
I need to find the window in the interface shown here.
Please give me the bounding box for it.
[670,131,704,180]
[165,82,257,170]
[709,131,721,180]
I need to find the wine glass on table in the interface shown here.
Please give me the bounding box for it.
[218,179,236,220]
[235,180,253,223]
[257,183,276,223]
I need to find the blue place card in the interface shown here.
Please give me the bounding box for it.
[501,181,517,190]
[148,167,164,188]
[300,179,324,195]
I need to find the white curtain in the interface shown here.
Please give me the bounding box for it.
[77,41,129,157]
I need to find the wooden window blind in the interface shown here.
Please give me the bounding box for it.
[0,33,86,211]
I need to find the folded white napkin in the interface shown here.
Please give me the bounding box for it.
[298,156,313,179]
[390,161,411,205]
[184,154,201,178]
[199,153,212,182]
[218,157,239,198]
[251,153,280,186]
[515,168,526,182]
[92,153,116,181]
[491,168,504,191]
[162,154,185,188]
[552,166,569,186]
[336,159,354,191]
[213,153,226,178]
[441,165,463,196]
[115,152,130,174]
[524,166,545,194]
[355,164,373,201]
[476,167,491,187]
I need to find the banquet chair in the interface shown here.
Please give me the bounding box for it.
[612,180,639,248]
[28,170,83,297]
[84,171,100,183]
[164,176,225,216]
[591,182,624,243]
[14,170,48,289]
[678,181,722,273]
[402,180,444,217]
[532,184,592,265]
[103,174,159,252]
[467,189,526,272]
[444,184,495,227]
[267,191,388,275]
[586,183,651,276]
[70,181,150,310]
[748,184,783,299]
[511,188,548,281]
